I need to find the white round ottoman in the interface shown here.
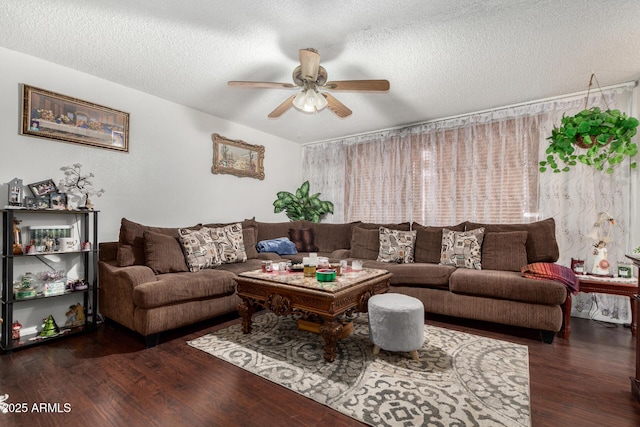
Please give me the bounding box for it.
[368,293,425,361]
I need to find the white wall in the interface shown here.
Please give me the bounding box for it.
[632,88,640,253]
[0,47,303,243]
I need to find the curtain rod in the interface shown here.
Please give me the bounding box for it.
[303,80,637,147]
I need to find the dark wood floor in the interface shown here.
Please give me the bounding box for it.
[2,313,640,427]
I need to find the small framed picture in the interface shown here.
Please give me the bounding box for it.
[35,196,50,209]
[50,193,67,210]
[28,179,58,197]
[25,196,37,209]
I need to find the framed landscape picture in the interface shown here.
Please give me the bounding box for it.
[211,133,265,180]
[21,84,130,152]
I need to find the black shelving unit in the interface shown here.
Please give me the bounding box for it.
[1,208,99,352]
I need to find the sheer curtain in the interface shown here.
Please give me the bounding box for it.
[304,83,637,324]
[538,88,635,325]
[304,108,545,226]
[538,88,634,267]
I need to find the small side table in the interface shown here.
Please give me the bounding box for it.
[562,275,638,339]
[632,295,640,403]
[627,255,640,402]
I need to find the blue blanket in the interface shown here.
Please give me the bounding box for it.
[256,237,298,255]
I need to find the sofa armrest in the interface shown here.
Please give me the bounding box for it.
[99,261,157,330]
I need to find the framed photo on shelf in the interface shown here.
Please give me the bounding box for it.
[24,197,37,209]
[28,179,57,197]
[50,193,67,210]
[35,196,50,209]
[21,84,130,153]
[211,133,265,180]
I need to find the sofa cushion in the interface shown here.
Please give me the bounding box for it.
[413,222,466,263]
[178,227,221,272]
[349,227,380,260]
[377,227,417,263]
[203,218,258,259]
[256,220,307,242]
[209,223,247,264]
[288,227,319,252]
[440,227,485,270]
[448,268,567,305]
[117,218,184,267]
[357,222,411,231]
[361,260,454,288]
[215,258,269,274]
[133,269,237,309]
[311,222,357,252]
[465,218,559,263]
[242,226,259,259]
[143,230,188,274]
[481,231,528,272]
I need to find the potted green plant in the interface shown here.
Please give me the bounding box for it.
[539,107,639,174]
[273,181,334,222]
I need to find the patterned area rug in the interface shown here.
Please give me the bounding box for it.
[188,313,530,427]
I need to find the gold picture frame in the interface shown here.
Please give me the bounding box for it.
[21,84,130,152]
[211,133,265,180]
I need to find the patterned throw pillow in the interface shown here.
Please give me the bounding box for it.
[177,228,221,272]
[208,223,247,264]
[440,227,485,269]
[377,227,417,263]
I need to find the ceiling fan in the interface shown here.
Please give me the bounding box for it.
[228,48,390,118]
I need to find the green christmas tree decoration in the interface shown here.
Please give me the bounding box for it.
[39,315,60,337]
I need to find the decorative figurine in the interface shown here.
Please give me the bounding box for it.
[586,212,615,276]
[65,304,85,328]
[12,218,23,255]
[39,315,60,337]
[12,320,22,340]
[43,236,54,252]
[591,241,610,276]
[7,177,24,207]
[13,272,37,299]
[58,163,105,210]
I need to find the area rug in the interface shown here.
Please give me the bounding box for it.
[188,313,530,427]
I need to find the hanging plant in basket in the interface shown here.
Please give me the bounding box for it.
[539,75,638,174]
[540,107,638,174]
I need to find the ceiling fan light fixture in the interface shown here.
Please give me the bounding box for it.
[293,88,327,113]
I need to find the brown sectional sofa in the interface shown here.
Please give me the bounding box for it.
[99,217,568,347]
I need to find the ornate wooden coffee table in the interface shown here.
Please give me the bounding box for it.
[235,268,392,362]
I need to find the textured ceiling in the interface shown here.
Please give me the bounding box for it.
[2,0,640,144]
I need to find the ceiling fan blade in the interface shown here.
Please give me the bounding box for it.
[299,48,321,81]
[324,80,390,91]
[268,95,296,118]
[228,81,296,89]
[322,93,352,118]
